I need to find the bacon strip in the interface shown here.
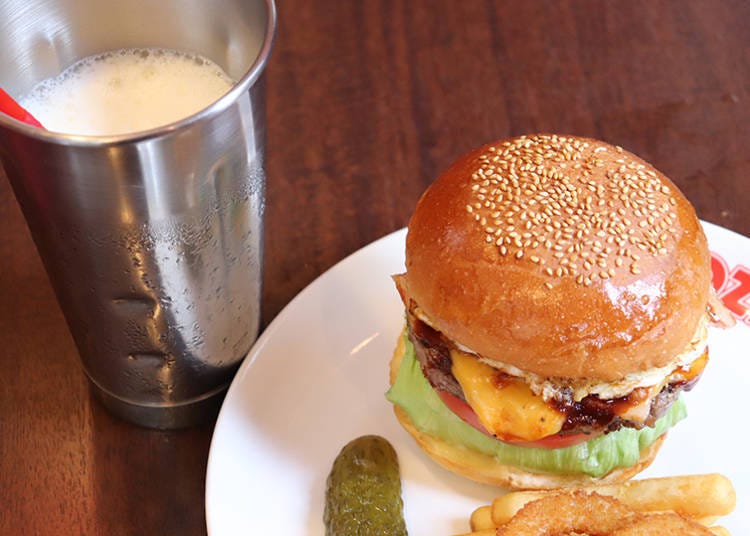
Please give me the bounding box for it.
[707,286,736,328]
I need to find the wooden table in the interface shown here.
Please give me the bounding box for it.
[2,1,748,533]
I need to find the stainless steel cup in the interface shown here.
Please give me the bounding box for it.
[0,0,276,428]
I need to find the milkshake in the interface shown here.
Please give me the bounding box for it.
[21,48,234,135]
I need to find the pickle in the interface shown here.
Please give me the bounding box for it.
[324,435,408,536]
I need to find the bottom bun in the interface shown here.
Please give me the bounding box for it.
[389,334,664,490]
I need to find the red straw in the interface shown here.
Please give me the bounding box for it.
[0,87,44,128]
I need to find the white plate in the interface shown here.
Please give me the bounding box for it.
[206,222,750,535]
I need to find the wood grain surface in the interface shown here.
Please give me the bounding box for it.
[1,1,749,534]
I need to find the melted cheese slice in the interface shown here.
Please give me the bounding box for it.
[450,349,566,441]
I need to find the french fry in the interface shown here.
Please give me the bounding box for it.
[596,473,735,518]
[470,505,494,531]
[491,473,735,525]
[465,507,713,534]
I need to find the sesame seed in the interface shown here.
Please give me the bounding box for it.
[463,135,677,284]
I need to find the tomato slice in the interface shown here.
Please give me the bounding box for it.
[437,390,493,436]
[436,390,596,449]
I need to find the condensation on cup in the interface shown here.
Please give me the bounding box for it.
[0,0,277,428]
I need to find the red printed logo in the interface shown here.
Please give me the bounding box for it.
[711,251,750,326]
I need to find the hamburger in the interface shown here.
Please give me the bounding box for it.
[386,134,734,489]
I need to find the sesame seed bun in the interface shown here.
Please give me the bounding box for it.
[403,134,711,380]
[388,334,665,489]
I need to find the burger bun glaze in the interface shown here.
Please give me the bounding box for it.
[402,135,711,380]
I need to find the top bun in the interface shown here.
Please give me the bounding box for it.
[403,134,710,380]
